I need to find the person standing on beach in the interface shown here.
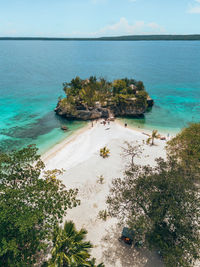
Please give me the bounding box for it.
[125,123,127,128]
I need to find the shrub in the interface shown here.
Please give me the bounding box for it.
[100,147,110,158]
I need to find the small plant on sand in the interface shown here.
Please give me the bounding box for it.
[98,210,109,221]
[146,130,160,146]
[97,175,105,184]
[100,146,110,158]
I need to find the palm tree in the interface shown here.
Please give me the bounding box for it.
[146,130,160,146]
[87,258,105,267]
[100,147,110,158]
[48,221,93,267]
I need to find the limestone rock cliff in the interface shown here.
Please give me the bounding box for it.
[55,97,154,120]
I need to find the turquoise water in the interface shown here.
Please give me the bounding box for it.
[0,41,200,152]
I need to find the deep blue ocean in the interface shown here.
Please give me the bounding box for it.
[0,41,200,153]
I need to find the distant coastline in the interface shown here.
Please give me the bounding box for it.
[1,34,200,41]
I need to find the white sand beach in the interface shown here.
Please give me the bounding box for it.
[42,121,168,267]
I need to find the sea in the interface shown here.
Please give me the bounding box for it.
[0,40,200,153]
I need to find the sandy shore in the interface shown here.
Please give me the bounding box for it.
[43,121,169,266]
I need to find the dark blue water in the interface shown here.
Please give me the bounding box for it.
[0,41,200,152]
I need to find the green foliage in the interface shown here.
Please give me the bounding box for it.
[63,76,82,97]
[135,91,148,109]
[116,125,200,265]
[107,157,200,266]
[87,258,105,267]
[146,130,160,146]
[100,147,110,158]
[49,221,92,266]
[167,123,200,181]
[60,77,148,111]
[122,78,137,87]
[60,98,69,107]
[0,146,80,266]
[79,84,97,107]
[113,79,127,95]
[48,221,104,267]
[98,210,109,221]
[89,76,97,84]
[136,81,145,91]
[59,98,78,117]
[111,93,129,105]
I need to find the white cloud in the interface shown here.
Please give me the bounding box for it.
[91,17,165,37]
[147,22,161,29]
[56,18,165,38]
[188,0,200,13]
[188,6,200,13]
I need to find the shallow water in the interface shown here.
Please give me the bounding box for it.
[0,40,200,152]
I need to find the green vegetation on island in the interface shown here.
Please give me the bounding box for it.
[55,76,153,120]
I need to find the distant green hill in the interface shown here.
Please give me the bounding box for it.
[1,35,200,41]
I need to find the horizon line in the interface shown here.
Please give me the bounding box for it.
[1,34,200,41]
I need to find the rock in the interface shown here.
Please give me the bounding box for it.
[55,105,110,120]
[55,96,154,121]
[61,125,68,131]
[147,97,154,107]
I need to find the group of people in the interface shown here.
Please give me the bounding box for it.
[91,118,128,128]
[102,120,110,126]
[91,118,111,127]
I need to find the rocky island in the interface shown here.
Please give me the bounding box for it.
[55,76,154,120]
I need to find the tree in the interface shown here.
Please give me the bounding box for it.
[122,78,136,87]
[89,76,97,84]
[136,81,145,91]
[63,77,82,97]
[107,158,200,267]
[113,79,127,95]
[0,146,80,266]
[79,84,96,107]
[48,221,104,267]
[135,91,148,109]
[121,141,143,171]
[167,123,200,181]
[146,130,160,146]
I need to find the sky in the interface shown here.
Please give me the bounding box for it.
[0,0,200,37]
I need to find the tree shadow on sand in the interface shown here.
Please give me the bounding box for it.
[100,225,164,267]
